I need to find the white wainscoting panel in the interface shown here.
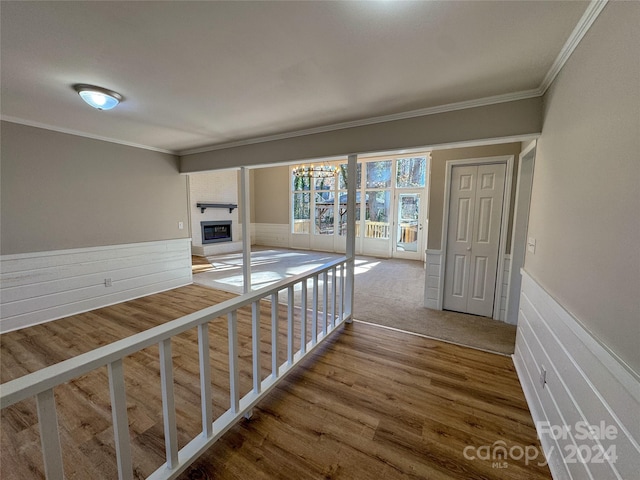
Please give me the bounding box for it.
[0,239,193,333]
[499,255,511,321]
[253,223,290,248]
[513,270,639,480]
[424,250,442,309]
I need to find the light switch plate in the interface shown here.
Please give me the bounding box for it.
[527,237,536,253]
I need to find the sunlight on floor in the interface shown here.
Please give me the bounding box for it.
[196,250,389,292]
[354,258,381,275]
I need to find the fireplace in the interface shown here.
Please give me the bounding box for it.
[201,221,232,244]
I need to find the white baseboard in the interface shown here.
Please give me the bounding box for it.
[253,223,290,248]
[0,239,193,333]
[424,249,442,309]
[513,270,639,480]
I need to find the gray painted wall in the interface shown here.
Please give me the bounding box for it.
[253,166,290,225]
[1,122,189,254]
[250,144,523,248]
[526,2,640,373]
[180,97,541,172]
[428,143,522,251]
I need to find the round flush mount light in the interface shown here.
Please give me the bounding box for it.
[73,84,123,110]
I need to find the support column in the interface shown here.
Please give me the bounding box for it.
[240,167,251,293]
[345,154,357,322]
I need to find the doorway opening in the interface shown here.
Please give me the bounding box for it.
[440,155,514,320]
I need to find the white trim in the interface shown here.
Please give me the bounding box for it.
[424,250,442,310]
[513,270,639,480]
[0,239,193,332]
[520,139,538,159]
[0,116,175,155]
[493,158,513,319]
[505,142,537,325]
[439,155,514,319]
[499,255,511,322]
[539,0,609,95]
[0,238,187,262]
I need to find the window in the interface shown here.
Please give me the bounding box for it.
[315,191,334,235]
[396,157,426,188]
[364,190,391,238]
[291,154,428,243]
[292,192,310,233]
[366,160,392,188]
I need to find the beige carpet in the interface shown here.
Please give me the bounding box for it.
[193,248,516,355]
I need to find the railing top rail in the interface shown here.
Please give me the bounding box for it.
[0,256,347,409]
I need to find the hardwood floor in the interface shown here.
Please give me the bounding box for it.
[1,285,550,479]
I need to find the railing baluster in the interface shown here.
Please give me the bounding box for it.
[108,359,133,480]
[252,301,261,394]
[228,311,239,414]
[1,257,351,480]
[301,279,307,354]
[197,323,213,438]
[271,293,279,378]
[322,271,328,336]
[331,266,337,329]
[312,275,318,345]
[339,263,345,321]
[36,388,64,480]
[159,339,178,469]
[287,285,294,365]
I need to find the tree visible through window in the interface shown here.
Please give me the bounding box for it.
[396,157,426,188]
[291,155,427,241]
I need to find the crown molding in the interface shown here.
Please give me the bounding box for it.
[0,116,176,155]
[178,89,541,156]
[179,1,608,158]
[539,0,608,94]
[3,1,607,157]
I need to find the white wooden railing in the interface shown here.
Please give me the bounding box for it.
[0,256,352,480]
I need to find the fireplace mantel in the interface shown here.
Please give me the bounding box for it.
[196,202,238,214]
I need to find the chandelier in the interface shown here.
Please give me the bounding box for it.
[292,164,338,178]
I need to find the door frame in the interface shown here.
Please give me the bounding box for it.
[438,155,514,320]
[504,141,536,324]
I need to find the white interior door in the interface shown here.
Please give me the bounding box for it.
[443,163,506,317]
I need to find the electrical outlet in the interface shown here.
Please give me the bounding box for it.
[105,278,112,287]
[539,366,547,389]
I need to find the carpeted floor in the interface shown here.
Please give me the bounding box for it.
[192,248,517,355]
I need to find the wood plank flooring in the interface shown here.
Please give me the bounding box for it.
[1,284,551,479]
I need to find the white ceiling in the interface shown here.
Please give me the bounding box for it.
[1,1,591,154]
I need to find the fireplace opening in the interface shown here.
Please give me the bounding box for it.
[201,221,232,244]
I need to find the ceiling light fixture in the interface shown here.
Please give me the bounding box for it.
[292,164,338,179]
[73,84,122,110]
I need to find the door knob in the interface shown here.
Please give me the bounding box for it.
[467,247,471,251]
